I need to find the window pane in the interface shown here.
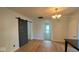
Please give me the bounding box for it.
[46,25,50,33]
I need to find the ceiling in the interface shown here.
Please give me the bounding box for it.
[8,7,79,20]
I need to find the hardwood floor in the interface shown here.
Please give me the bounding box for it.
[16,40,78,52]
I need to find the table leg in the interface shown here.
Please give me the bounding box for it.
[65,40,68,52]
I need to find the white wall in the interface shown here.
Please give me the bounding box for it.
[0,8,32,51]
[68,11,79,39]
[68,16,78,39]
[32,19,44,40]
[51,17,68,42]
[32,19,53,40]
[32,17,68,42]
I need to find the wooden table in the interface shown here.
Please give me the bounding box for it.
[65,39,79,52]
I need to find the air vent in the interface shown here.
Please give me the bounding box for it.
[38,16,43,19]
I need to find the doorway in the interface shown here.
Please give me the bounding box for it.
[43,22,51,41]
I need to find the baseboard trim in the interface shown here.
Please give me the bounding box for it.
[10,47,19,52]
[52,40,65,43]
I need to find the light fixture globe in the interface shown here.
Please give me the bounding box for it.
[57,14,62,18]
[52,14,61,19]
[52,16,56,19]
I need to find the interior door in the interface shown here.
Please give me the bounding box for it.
[18,19,28,47]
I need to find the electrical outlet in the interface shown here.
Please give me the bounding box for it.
[13,45,15,47]
[73,36,77,38]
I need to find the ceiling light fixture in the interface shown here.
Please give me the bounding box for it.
[52,8,62,19]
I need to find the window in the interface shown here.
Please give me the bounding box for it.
[46,25,50,33]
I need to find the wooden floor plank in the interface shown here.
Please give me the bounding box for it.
[16,40,78,52]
